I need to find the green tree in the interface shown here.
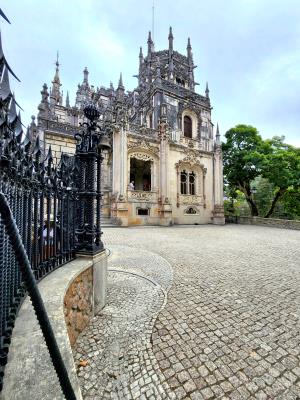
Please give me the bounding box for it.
[281,187,300,218]
[223,128,300,219]
[222,125,267,216]
[261,136,300,217]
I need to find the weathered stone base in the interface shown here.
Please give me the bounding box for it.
[64,266,93,346]
[212,205,225,225]
[76,250,108,315]
[1,258,94,400]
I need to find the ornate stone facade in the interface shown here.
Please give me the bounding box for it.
[34,28,224,226]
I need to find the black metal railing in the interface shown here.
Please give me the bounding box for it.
[0,128,78,390]
[0,8,112,394]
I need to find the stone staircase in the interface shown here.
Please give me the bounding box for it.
[101,215,117,228]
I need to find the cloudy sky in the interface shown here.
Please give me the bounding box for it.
[1,0,300,146]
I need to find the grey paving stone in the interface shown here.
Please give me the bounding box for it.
[72,225,300,399]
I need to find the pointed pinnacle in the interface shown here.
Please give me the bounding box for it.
[187,37,192,49]
[168,26,173,39]
[118,72,124,89]
[205,82,210,97]
[148,31,152,42]
[66,90,70,107]
[216,123,220,136]
[139,46,143,57]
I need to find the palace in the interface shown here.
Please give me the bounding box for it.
[32,28,224,226]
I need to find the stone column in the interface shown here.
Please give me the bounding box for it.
[213,146,225,224]
[111,127,129,226]
[158,114,172,225]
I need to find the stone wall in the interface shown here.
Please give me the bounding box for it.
[45,131,76,164]
[64,266,93,346]
[236,216,300,230]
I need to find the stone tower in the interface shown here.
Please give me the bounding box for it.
[35,28,225,226]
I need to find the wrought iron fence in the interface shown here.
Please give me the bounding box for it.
[0,9,111,394]
[0,125,78,389]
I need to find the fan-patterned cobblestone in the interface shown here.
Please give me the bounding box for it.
[74,225,300,399]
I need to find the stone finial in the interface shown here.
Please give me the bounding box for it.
[147,31,154,57]
[139,46,143,62]
[66,90,70,107]
[83,67,89,84]
[216,123,221,147]
[205,82,210,98]
[50,53,62,106]
[118,72,124,90]
[168,26,173,55]
[187,37,193,64]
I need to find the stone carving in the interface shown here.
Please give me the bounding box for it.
[129,152,155,162]
[175,150,205,170]
[128,139,159,155]
[184,206,199,215]
[179,195,202,206]
[128,190,157,202]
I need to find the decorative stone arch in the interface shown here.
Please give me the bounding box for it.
[184,206,199,215]
[128,149,159,192]
[175,154,207,206]
[181,109,198,139]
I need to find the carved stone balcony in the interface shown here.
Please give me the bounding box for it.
[128,190,158,203]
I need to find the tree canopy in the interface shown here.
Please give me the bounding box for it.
[222,126,300,218]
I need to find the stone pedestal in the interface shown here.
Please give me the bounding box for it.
[76,249,108,315]
[159,203,173,226]
[111,201,129,226]
[212,205,225,225]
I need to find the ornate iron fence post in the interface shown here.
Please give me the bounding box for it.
[75,102,111,255]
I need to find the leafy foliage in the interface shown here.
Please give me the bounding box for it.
[222,127,300,218]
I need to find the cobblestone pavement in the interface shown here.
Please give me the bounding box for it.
[74,225,300,399]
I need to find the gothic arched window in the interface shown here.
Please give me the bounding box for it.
[184,116,192,138]
[180,170,196,195]
[180,171,187,194]
[189,172,195,195]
